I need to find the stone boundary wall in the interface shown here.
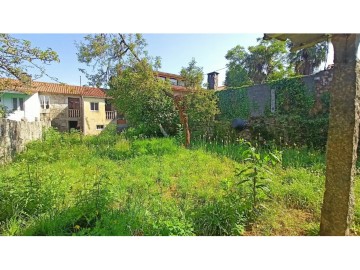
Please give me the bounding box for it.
[243,69,333,117]
[0,119,51,164]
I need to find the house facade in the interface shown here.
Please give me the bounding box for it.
[1,71,209,135]
[0,79,117,135]
[155,71,189,96]
[0,91,40,122]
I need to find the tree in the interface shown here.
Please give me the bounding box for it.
[180,58,204,90]
[225,67,252,88]
[319,35,360,235]
[178,59,219,145]
[76,33,160,88]
[77,34,180,136]
[224,39,290,86]
[109,60,178,136]
[224,45,251,87]
[246,39,290,83]
[0,34,59,89]
[183,90,219,137]
[288,41,328,75]
[266,33,360,236]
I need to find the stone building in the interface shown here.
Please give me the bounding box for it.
[0,79,117,135]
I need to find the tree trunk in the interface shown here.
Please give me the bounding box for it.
[320,34,360,236]
[174,96,191,148]
[158,123,169,137]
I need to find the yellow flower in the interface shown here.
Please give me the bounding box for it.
[74,225,81,230]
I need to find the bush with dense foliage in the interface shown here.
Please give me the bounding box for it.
[109,60,179,136]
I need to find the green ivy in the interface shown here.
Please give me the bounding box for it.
[270,77,315,116]
[216,77,331,148]
[258,77,330,148]
[216,87,250,120]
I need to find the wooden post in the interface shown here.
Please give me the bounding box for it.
[320,34,360,235]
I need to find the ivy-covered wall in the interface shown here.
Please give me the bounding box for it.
[216,70,332,148]
[217,87,250,120]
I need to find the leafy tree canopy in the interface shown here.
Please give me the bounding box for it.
[0,34,59,88]
[180,58,204,90]
[287,41,328,75]
[109,59,178,136]
[183,89,220,136]
[225,39,290,86]
[246,39,290,83]
[77,33,161,88]
[179,59,219,138]
[225,38,329,87]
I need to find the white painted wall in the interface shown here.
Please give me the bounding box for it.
[24,92,40,121]
[6,108,25,121]
[1,92,40,122]
[2,94,25,121]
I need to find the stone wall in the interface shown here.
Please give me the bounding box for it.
[0,118,50,164]
[40,94,83,133]
[221,69,333,118]
[247,83,272,117]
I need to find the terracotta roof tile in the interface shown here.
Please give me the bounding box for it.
[156,71,184,81]
[0,78,107,98]
[171,85,189,91]
[1,78,192,96]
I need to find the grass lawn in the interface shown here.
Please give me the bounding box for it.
[1,127,359,236]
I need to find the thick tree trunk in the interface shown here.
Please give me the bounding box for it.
[320,34,360,236]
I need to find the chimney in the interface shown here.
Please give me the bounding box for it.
[207,71,219,90]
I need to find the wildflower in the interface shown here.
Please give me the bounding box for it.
[74,225,81,230]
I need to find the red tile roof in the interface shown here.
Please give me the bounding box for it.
[0,78,107,98]
[171,85,189,92]
[1,77,191,96]
[156,71,184,81]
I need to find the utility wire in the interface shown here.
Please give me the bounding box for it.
[203,66,227,75]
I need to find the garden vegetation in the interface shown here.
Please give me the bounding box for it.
[1,126,360,236]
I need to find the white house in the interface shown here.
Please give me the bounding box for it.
[0,79,117,135]
[0,90,41,122]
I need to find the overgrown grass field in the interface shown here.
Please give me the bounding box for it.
[1,127,360,236]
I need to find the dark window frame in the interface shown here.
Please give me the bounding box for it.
[68,97,80,110]
[12,98,18,111]
[19,98,24,111]
[90,102,99,111]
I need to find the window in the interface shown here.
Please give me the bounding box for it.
[105,99,112,111]
[40,96,50,109]
[13,98,18,110]
[12,97,25,111]
[19,98,24,111]
[68,97,80,110]
[178,80,185,86]
[90,102,99,111]
[169,78,177,85]
[96,125,104,130]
